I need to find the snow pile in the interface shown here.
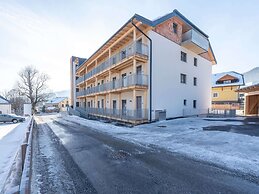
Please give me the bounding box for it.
[0,118,31,191]
[44,114,259,177]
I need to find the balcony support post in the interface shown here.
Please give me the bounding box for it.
[133,28,136,41]
[133,58,136,74]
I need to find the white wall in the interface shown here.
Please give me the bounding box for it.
[24,104,32,116]
[149,31,212,118]
[0,104,11,114]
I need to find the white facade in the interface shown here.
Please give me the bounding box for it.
[0,104,11,114]
[24,103,32,116]
[149,31,212,118]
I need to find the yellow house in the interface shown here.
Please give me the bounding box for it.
[212,72,244,110]
[45,97,71,112]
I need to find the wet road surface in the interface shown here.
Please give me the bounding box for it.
[31,116,259,194]
[203,118,259,136]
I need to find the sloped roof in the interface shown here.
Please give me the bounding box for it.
[78,9,216,70]
[237,82,259,93]
[212,71,244,87]
[46,97,68,104]
[243,67,259,85]
[0,95,10,104]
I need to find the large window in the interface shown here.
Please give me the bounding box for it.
[180,74,187,84]
[181,51,187,62]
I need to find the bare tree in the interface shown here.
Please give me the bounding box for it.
[17,66,50,113]
[0,90,9,99]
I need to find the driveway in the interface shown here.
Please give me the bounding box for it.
[203,117,259,136]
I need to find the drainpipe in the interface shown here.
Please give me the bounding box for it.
[131,19,152,122]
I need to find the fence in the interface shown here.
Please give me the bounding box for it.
[183,108,237,117]
[76,74,148,97]
[1,117,34,194]
[75,107,148,121]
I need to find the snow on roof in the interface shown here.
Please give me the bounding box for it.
[212,71,244,87]
[243,67,259,85]
[0,95,9,104]
[47,97,68,104]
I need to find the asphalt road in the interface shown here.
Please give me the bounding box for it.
[31,116,259,194]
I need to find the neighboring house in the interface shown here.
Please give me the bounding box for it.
[45,97,70,112]
[236,83,259,116]
[235,67,259,116]
[243,67,259,86]
[70,9,216,124]
[0,95,11,114]
[211,71,244,110]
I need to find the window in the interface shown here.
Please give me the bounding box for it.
[181,51,187,62]
[194,57,197,66]
[239,93,244,98]
[76,102,79,107]
[193,100,197,109]
[213,93,218,98]
[193,77,197,86]
[183,99,187,106]
[223,80,231,84]
[173,23,178,34]
[180,74,187,84]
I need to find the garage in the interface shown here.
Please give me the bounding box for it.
[237,83,259,116]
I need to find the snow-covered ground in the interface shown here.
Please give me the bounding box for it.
[42,114,259,177]
[0,118,31,191]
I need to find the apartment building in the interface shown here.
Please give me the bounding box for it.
[212,71,244,110]
[70,9,216,124]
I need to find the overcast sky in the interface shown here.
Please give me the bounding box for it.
[0,0,259,92]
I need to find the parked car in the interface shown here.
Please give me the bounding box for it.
[0,114,25,123]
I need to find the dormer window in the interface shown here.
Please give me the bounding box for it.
[173,23,178,34]
[223,80,231,84]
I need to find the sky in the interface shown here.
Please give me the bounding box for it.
[0,0,259,92]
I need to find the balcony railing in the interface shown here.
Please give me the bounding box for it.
[76,74,148,97]
[76,41,149,85]
[76,107,148,121]
[181,29,209,54]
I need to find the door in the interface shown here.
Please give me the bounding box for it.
[136,66,142,84]
[136,39,142,54]
[136,96,142,118]
[101,99,104,109]
[113,100,117,115]
[122,100,127,116]
[112,77,116,89]
[122,73,127,87]
[121,49,126,59]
